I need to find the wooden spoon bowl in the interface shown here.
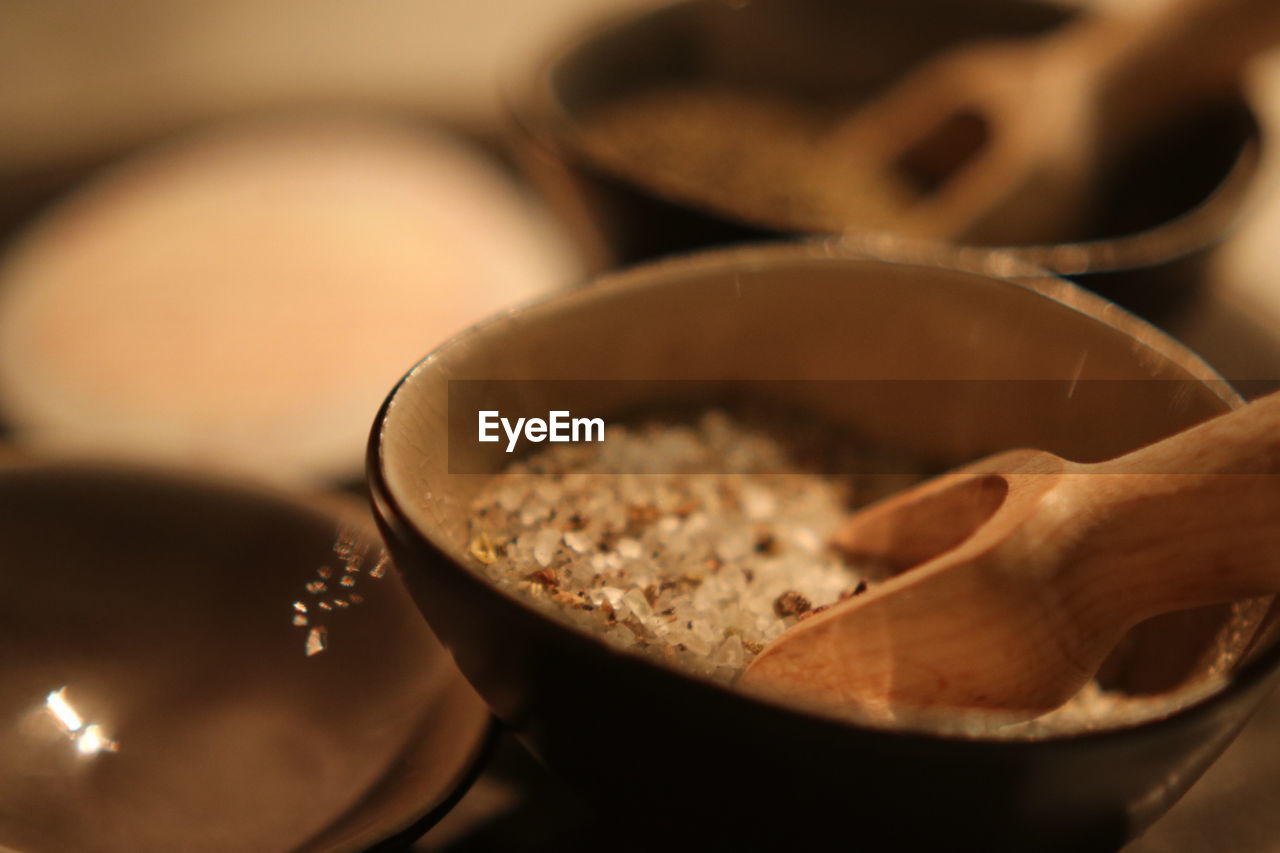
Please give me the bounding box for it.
[743,392,1280,722]
[820,0,1280,244]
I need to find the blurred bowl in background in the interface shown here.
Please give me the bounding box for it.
[0,112,577,486]
[0,459,492,853]
[509,0,1263,323]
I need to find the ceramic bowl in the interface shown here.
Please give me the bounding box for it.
[0,459,492,853]
[509,0,1261,324]
[370,244,1280,851]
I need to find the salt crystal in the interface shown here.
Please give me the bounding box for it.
[533,528,560,567]
[622,588,653,620]
[680,512,711,532]
[694,620,721,645]
[617,537,643,560]
[715,529,753,562]
[712,665,738,683]
[564,530,594,553]
[791,527,822,553]
[600,503,627,531]
[691,581,715,611]
[711,635,744,669]
[740,483,777,520]
[520,501,552,525]
[682,635,712,656]
[535,481,563,503]
[515,530,539,558]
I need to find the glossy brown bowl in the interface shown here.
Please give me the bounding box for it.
[0,459,492,853]
[369,244,1280,851]
[508,0,1262,324]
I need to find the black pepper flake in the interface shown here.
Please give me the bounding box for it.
[799,603,832,622]
[773,590,812,618]
[753,530,778,555]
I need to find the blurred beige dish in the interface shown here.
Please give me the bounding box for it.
[0,114,576,483]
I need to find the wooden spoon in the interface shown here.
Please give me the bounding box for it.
[820,0,1280,245]
[739,391,1280,722]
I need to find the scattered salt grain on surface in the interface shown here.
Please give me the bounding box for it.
[305,626,328,657]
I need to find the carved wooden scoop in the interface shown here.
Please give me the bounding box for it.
[820,0,1280,245]
[740,391,1280,721]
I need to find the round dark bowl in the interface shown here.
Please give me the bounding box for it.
[0,459,492,853]
[369,244,1280,851]
[508,0,1262,324]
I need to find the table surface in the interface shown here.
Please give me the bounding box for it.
[5,1,1280,850]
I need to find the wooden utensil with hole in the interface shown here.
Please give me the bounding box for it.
[821,0,1280,245]
[739,391,1280,722]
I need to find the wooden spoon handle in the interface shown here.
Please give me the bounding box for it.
[1051,391,1280,623]
[1068,0,1280,146]
[1066,0,1280,80]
